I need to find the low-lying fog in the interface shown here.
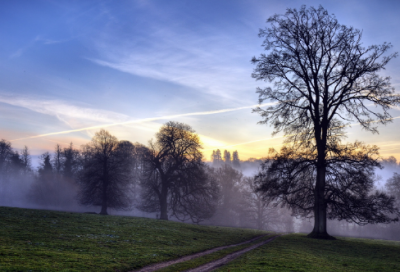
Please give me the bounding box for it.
[1,142,399,241]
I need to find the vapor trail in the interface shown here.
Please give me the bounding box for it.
[10,102,276,142]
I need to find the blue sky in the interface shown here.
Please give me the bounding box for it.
[1,0,400,163]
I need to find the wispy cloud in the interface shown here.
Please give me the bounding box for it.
[88,6,260,104]
[10,35,75,58]
[0,93,129,124]
[10,102,276,141]
[10,36,41,59]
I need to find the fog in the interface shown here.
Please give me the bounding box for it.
[1,139,399,241]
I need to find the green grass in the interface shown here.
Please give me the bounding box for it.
[0,206,265,272]
[158,234,275,272]
[215,234,400,271]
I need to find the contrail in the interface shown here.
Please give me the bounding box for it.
[10,102,276,142]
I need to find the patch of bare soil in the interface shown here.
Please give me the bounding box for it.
[132,235,267,272]
[186,235,279,272]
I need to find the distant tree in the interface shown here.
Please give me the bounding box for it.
[385,172,400,240]
[223,150,231,164]
[52,144,63,175]
[386,173,400,208]
[28,152,56,206]
[211,164,243,226]
[212,149,223,167]
[77,130,135,215]
[61,143,81,180]
[256,143,399,235]
[139,121,219,223]
[0,139,13,181]
[232,150,240,169]
[241,175,293,231]
[0,140,31,183]
[29,143,81,208]
[0,142,33,206]
[252,5,400,238]
[20,146,31,173]
[37,152,54,181]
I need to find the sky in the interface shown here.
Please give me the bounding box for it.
[1,0,400,165]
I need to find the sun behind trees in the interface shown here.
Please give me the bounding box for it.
[252,5,400,239]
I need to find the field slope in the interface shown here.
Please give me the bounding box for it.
[0,206,264,271]
[216,234,400,271]
[2,206,400,272]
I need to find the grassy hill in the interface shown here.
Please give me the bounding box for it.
[1,206,400,272]
[216,234,400,271]
[0,206,265,271]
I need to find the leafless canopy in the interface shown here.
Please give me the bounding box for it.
[139,121,218,223]
[252,5,399,238]
[252,5,399,147]
[78,130,135,215]
[256,142,400,225]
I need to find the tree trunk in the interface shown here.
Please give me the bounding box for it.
[307,165,334,239]
[100,203,108,215]
[159,186,168,220]
[100,178,108,215]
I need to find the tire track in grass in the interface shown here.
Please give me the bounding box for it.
[185,235,280,272]
[133,235,268,272]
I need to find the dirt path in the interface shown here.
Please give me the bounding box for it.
[132,235,268,272]
[185,235,279,272]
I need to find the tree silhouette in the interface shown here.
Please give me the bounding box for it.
[256,143,400,238]
[139,121,218,222]
[232,150,240,169]
[223,150,231,164]
[211,164,243,226]
[61,143,81,181]
[78,130,135,215]
[387,172,400,209]
[212,149,223,167]
[252,6,400,238]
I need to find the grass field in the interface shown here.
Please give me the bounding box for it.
[2,206,400,272]
[0,206,264,272]
[216,234,400,271]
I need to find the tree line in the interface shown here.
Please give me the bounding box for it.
[0,121,292,231]
[1,120,400,235]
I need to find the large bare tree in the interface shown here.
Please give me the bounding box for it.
[78,130,135,215]
[252,6,400,238]
[139,121,218,223]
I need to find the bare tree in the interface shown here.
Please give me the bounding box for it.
[387,173,400,208]
[78,130,135,215]
[256,143,399,238]
[0,139,14,182]
[241,175,294,232]
[252,5,400,239]
[139,121,218,223]
[0,140,34,206]
[210,164,243,227]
